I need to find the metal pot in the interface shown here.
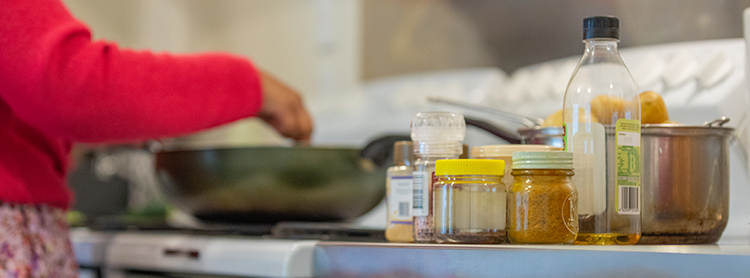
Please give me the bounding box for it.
[518,119,734,244]
[639,118,733,244]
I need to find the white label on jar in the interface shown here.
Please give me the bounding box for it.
[389,175,414,222]
[412,171,431,216]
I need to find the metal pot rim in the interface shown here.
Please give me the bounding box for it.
[518,124,735,137]
[641,124,734,136]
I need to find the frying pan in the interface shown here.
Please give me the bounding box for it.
[154,135,408,224]
[153,120,518,224]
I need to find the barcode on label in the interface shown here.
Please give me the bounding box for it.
[398,202,410,217]
[618,185,640,214]
[412,171,429,216]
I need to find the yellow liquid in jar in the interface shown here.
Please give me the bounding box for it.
[575,233,641,245]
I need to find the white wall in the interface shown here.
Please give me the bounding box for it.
[63,0,362,145]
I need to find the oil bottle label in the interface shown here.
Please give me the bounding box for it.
[615,119,641,215]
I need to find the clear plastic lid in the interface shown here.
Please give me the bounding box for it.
[471,145,562,158]
[411,112,466,156]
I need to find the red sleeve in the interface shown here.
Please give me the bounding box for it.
[0,0,263,143]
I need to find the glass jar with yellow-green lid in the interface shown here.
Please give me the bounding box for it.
[508,151,578,244]
[433,159,506,244]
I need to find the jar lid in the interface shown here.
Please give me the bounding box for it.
[470,144,561,158]
[410,112,466,142]
[436,159,504,176]
[512,151,573,170]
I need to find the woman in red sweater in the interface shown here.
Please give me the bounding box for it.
[0,0,312,276]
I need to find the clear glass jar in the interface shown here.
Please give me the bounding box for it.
[562,16,641,245]
[508,152,578,244]
[433,159,506,244]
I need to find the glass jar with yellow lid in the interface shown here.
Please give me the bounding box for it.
[508,151,578,244]
[433,159,506,244]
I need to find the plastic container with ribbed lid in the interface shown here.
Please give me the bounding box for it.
[410,111,466,243]
[386,141,416,243]
[411,112,465,156]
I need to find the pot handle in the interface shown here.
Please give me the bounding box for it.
[704,116,730,127]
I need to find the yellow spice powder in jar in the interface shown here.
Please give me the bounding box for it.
[508,151,578,244]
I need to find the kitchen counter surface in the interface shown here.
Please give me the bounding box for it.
[313,242,750,277]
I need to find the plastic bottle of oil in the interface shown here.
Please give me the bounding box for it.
[562,16,641,245]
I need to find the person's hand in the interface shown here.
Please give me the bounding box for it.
[257,70,313,142]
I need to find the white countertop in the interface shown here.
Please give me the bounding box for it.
[71,228,750,277]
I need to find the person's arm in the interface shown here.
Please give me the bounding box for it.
[0,0,310,143]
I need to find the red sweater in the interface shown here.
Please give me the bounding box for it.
[0,0,263,208]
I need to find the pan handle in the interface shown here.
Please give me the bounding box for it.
[428,96,544,127]
[465,117,523,144]
[359,135,412,168]
[359,118,523,167]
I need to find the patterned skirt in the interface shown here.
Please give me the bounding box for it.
[0,203,78,278]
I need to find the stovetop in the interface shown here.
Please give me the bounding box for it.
[84,221,387,241]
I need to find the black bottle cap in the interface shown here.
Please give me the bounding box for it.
[583,16,619,40]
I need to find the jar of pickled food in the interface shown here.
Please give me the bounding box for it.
[508,151,578,244]
[433,159,506,244]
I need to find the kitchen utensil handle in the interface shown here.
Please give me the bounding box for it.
[464,117,522,144]
[359,135,412,168]
[427,96,544,127]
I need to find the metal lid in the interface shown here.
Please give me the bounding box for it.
[512,151,573,170]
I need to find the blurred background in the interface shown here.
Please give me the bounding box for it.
[63,0,750,221]
[63,0,750,89]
